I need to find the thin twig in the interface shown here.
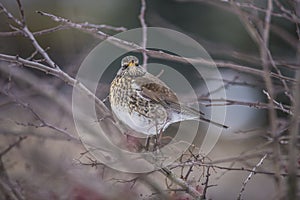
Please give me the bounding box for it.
[36,11,296,83]
[169,161,299,178]
[0,136,27,158]
[79,22,127,32]
[229,0,293,102]
[234,1,300,23]
[229,0,284,197]
[0,53,112,116]
[0,2,22,26]
[199,97,292,115]
[12,99,77,141]
[160,167,203,199]
[15,0,25,25]
[110,177,138,189]
[202,166,211,199]
[139,0,148,68]
[262,90,293,115]
[0,135,26,200]
[237,154,268,200]
[260,1,282,197]
[0,158,25,200]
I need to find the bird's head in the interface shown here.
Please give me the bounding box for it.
[118,55,145,77]
[121,56,139,68]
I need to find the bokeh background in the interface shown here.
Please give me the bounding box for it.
[0,0,298,199]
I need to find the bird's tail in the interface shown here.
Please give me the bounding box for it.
[198,116,229,129]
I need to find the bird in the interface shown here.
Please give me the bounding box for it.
[109,55,228,136]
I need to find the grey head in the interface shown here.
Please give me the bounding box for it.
[117,55,146,77]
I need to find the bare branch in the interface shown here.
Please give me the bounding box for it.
[287,67,300,199]
[170,161,299,178]
[287,1,300,195]
[36,11,296,84]
[79,22,127,32]
[199,97,293,115]
[15,0,25,25]
[13,99,77,141]
[237,154,268,200]
[160,167,203,199]
[260,1,283,196]
[0,53,111,116]
[139,0,148,68]
[0,2,22,26]
[202,166,211,199]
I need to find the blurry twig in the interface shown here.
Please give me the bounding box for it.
[12,98,77,141]
[287,1,300,195]
[0,64,72,115]
[286,73,300,198]
[234,1,300,23]
[201,75,239,97]
[0,136,27,158]
[0,136,26,200]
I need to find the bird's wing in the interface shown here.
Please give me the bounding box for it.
[135,75,204,117]
[135,75,228,129]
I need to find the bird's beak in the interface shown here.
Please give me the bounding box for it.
[128,61,136,67]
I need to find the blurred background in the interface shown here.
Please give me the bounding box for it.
[0,0,299,199]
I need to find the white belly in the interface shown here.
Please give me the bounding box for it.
[112,105,166,136]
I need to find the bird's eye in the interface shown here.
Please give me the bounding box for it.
[122,64,128,70]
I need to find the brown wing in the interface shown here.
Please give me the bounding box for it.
[136,76,204,117]
[135,74,228,128]
[140,82,179,107]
